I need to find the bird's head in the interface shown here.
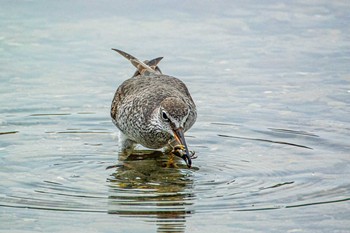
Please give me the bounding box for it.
[158,97,192,167]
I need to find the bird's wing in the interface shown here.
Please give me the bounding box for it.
[132,57,163,77]
[112,49,156,75]
[147,57,163,70]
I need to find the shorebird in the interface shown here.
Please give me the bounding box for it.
[110,49,197,167]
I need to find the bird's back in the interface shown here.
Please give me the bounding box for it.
[111,74,196,134]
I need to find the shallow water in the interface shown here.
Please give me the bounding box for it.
[1,1,350,232]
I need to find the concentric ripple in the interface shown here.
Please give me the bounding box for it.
[189,122,350,215]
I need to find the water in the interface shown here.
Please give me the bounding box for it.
[1,1,350,232]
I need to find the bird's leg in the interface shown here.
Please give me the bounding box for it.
[119,133,137,160]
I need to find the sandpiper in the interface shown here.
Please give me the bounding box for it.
[110,49,197,167]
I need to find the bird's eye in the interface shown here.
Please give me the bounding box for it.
[162,111,169,121]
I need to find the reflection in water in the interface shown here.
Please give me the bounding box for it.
[107,151,195,233]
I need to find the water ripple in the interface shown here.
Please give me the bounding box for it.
[218,134,313,149]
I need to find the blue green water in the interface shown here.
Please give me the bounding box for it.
[1,1,349,232]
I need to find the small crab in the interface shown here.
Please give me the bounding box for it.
[166,144,197,168]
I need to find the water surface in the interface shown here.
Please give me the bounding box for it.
[1,1,350,232]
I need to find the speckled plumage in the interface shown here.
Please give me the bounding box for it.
[110,49,196,167]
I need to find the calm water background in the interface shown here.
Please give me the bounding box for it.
[1,1,350,232]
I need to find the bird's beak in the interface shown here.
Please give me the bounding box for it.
[172,127,192,168]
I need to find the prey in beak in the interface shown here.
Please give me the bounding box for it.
[172,127,192,168]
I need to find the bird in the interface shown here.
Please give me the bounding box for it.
[110,49,197,168]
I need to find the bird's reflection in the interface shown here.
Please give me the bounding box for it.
[107,150,195,233]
